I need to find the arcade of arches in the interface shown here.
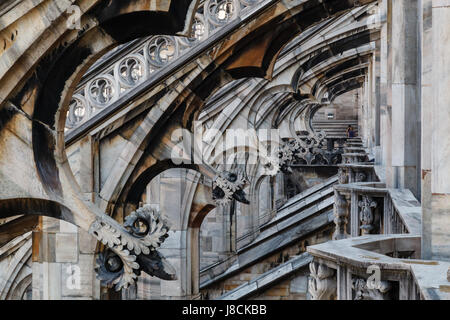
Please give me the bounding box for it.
[0,0,449,300]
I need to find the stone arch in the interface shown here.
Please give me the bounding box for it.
[89,0,378,225]
[119,166,215,299]
[7,273,32,300]
[0,0,202,253]
[29,1,199,202]
[0,234,32,300]
[0,198,74,224]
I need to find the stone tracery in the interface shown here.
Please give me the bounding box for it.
[0,0,448,301]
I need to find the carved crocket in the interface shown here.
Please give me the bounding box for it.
[212,171,250,205]
[94,205,176,291]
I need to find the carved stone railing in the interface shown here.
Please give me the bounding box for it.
[333,137,420,239]
[337,162,377,184]
[276,133,345,172]
[307,235,450,300]
[332,182,421,240]
[342,152,369,164]
[65,0,267,131]
[306,137,448,300]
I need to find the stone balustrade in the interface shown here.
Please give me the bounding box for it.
[338,162,377,184]
[64,0,267,131]
[332,182,421,240]
[307,234,450,300]
[334,138,420,239]
[304,136,450,300]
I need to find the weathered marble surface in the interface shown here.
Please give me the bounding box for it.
[308,235,450,300]
[218,253,312,300]
[200,181,335,290]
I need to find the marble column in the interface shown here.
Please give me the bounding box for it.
[380,0,393,186]
[427,0,450,261]
[390,0,421,198]
[372,39,382,162]
[420,0,433,259]
[361,75,371,147]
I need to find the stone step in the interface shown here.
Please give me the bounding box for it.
[235,175,337,248]
[217,253,313,300]
[312,120,359,136]
[277,175,338,211]
[312,120,358,123]
[261,188,335,234]
[200,178,337,290]
[313,124,359,127]
[200,210,333,290]
[313,127,360,130]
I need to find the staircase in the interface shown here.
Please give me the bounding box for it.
[312,120,359,138]
[218,253,313,300]
[200,175,339,299]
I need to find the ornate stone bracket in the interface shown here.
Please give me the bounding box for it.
[308,261,337,300]
[91,205,175,291]
[352,277,392,300]
[212,171,249,206]
[333,191,349,240]
[358,195,378,235]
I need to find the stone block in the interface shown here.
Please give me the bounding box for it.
[290,275,308,294]
[55,233,78,263]
[61,254,96,299]
[79,229,98,254]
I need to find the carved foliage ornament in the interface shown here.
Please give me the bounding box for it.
[352,277,392,300]
[308,262,337,300]
[91,205,173,291]
[65,1,265,131]
[276,130,342,172]
[212,171,249,205]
